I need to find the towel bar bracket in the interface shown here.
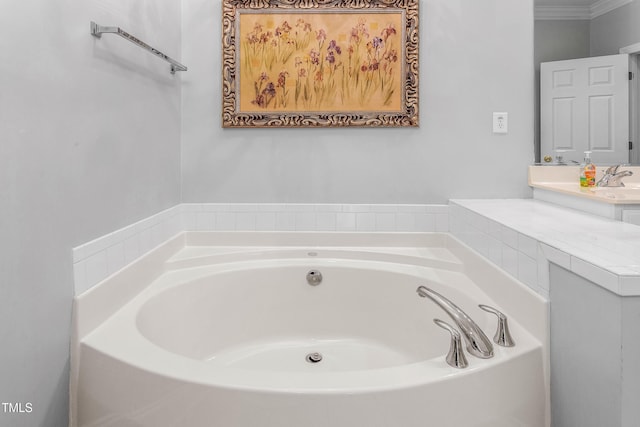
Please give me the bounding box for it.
[90,21,187,74]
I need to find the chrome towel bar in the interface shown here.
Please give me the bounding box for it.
[90,21,187,74]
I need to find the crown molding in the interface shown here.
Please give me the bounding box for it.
[535,0,633,20]
[535,5,591,20]
[591,0,632,18]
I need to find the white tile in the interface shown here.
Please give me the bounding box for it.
[501,243,519,278]
[488,236,502,266]
[540,243,571,270]
[336,212,357,231]
[448,204,462,220]
[180,203,203,213]
[518,252,538,289]
[375,213,396,231]
[448,214,462,234]
[620,276,640,296]
[275,212,296,231]
[106,242,125,275]
[231,203,260,212]
[295,213,316,231]
[73,260,88,295]
[215,212,236,231]
[202,203,231,212]
[425,205,449,214]
[255,203,286,212]
[285,203,316,212]
[123,234,140,264]
[396,213,416,231]
[164,214,183,237]
[537,245,550,293]
[469,211,489,233]
[342,204,373,213]
[517,233,538,259]
[195,212,215,231]
[150,221,166,246]
[138,227,154,254]
[314,204,342,213]
[84,251,108,290]
[487,219,502,240]
[315,213,337,230]
[255,212,277,231]
[356,213,376,231]
[235,212,257,230]
[435,213,449,232]
[397,205,429,213]
[181,211,198,231]
[501,226,519,249]
[414,213,436,231]
[369,205,398,213]
[570,257,620,294]
[470,231,489,257]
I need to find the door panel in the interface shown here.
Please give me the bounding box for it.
[541,54,629,164]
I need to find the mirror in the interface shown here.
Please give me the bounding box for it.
[534,0,640,165]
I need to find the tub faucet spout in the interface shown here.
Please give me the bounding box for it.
[416,286,494,359]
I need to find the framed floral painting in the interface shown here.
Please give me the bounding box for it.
[222,0,419,128]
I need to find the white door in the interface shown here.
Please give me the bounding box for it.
[541,54,629,165]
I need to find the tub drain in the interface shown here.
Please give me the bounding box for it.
[306,352,323,363]
[306,270,322,286]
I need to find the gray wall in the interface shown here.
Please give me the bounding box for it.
[591,1,640,56]
[534,20,590,161]
[0,2,182,426]
[181,0,536,204]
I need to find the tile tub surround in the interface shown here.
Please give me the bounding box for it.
[72,203,450,295]
[450,199,640,297]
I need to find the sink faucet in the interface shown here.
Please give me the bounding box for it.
[416,286,494,359]
[596,165,633,187]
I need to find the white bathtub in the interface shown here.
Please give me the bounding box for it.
[71,232,548,427]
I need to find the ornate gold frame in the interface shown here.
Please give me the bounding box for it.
[222,0,419,128]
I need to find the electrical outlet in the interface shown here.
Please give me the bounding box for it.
[493,112,508,134]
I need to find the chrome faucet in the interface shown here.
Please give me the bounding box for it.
[416,286,494,359]
[597,165,633,187]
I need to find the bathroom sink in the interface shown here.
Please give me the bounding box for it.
[589,185,640,200]
[528,165,640,222]
[528,166,640,205]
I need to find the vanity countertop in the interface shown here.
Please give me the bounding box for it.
[528,165,640,205]
[450,198,640,296]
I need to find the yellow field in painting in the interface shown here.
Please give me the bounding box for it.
[238,12,403,113]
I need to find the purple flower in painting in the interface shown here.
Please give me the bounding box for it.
[372,37,384,50]
[252,94,265,107]
[277,71,289,88]
[326,51,335,64]
[309,49,320,65]
[382,24,397,41]
[327,40,342,56]
[263,82,276,97]
[316,29,327,42]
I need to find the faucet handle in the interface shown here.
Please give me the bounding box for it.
[605,165,620,175]
[478,305,515,347]
[433,319,469,369]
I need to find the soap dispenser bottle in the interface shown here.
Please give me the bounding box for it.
[580,151,596,188]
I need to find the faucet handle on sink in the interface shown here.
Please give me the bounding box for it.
[479,305,515,347]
